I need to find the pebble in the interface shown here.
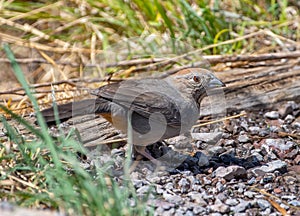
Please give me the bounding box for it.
[295,155,300,164]
[225,198,239,206]
[194,151,210,167]
[136,185,150,195]
[233,200,251,213]
[240,121,249,131]
[210,202,230,213]
[156,185,164,194]
[257,199,271,210]
[214,165,247,181]
[188,192,207,206]
[285,114,295,123]
[193,206,206,214]
[251,160,287,175]
[224,139,235,146]
[184,210,194,216]
[250,151,264,161]
[238,134,250,143]
[178,178,190,193]
[244,191,256,198]
[191,132,223,144]
[288,200,300,207]
[216,181,225,192]
[281,195,297,200]
[247,177,257,185]
[163,193,183,205]
[90,102,300,215]
[248,126,260,135]
[264,138,294,151]
[264,111,279,119]
[278,102,294,118]
[207,146,225,155]
[292,119,300,128]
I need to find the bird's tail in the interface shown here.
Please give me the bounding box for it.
[40,99,103,125]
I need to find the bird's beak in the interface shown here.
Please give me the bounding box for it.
[207,77,226,88]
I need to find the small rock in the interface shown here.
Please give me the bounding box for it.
[167,135,190,149]
[150,176,161,184]
[281,195,297,200]
[264,139,294,151]
[224,139,235,146]
[216,181,225,192]
[259,129,269,137]
[178,178,190,193]
[163,193,183,205]
[164,208,175,215]
[295,155,300,164]
[269,125,279,132]
[216,193,227,202]
[238,134,250,143]
[233,200,251,213]
[210,213,222,216]
[193,206,206,214]
[156,185,164,194]
[133,179,144,188]
[278,102,294,118]
[257,199,271,210]
[285,114,295,123]
[207,146,225,155]
[292,118,300,128]
[240,121,249,131]
[250,151,264,162]
[252,160,287,176]
[273,188,282,194]
[194,151,210,167]
[185,210,194,216]
[247,177,257,185]
[188,192,207,206]
[165,182,174,190]
[264,111,279,119]
[153,200,174,210]
[191,132,223,144]
[203,177,213,185]
[249,126,260,135]
[136,185,150,195]
[225,198,239,206]
[244,191,256,198]
[288,200,300,207]
[111,148,125,157]
[283,175,297,184]
[214,165,247,181]
[175,208,185,215]
[210,203,230,213]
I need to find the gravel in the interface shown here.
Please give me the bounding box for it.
[87,101,300,215]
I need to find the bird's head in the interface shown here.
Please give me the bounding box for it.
[170,68,225,103]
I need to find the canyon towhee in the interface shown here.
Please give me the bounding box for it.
[41,68,225,163]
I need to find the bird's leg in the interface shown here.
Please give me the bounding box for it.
[134,145,161,166]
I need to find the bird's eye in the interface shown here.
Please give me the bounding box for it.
[193,75,200,83]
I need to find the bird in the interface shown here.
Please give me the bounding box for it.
[40,68,225,164]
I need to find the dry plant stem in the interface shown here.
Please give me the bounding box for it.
[251,186,300,212]
[266,197,288,216]
[38,50,68,80]
[192,111,247,128]
[1,50,300,68]
[0,17,68,47]
[0,32,102,54]
[8,1,64,21]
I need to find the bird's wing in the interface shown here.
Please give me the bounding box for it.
[91,80,182,128]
